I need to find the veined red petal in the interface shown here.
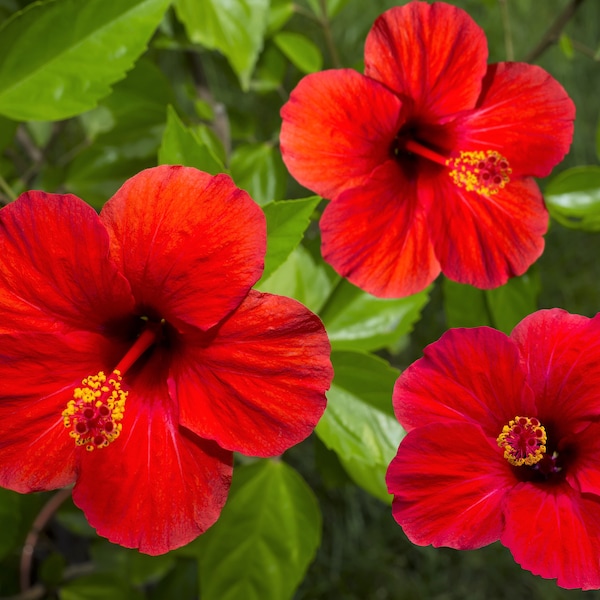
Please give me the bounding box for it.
[0,330,128,492]
[502,483,600,590]
[280,69,402,199]
[394,326,536,437]
[510,309,600,437]
[458,62,575,178]
[387,422,514,549]
[172,290,332,457]
[100,166,266,332]
[73,379,232,555]
[364,2,488,117]
[320,161,440,298]
[426,176,547,288]
[0,192,134,334]
[566,422,600,498]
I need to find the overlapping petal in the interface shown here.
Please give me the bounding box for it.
[0,192,134,334]
[426,176,547,288]
[320,162,440,298]
[394,326,536,437]
[502,483,600,590]
[458,62,576,178]
[101,166,266,332]
[172,290,332,457]
[280,70,402,199]
[364,2,488,116]
[566,422,600,498]
[387,422,513,549]
[510,310,600,435]
[73,371,232,555]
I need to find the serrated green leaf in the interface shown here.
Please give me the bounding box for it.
[261,196,320,280]
[444,270,540,335]
[273,32,323,74]
[545,166,600,231]
[0,0,171,121]
[320,280,430,352]
[230,142,287,205]
[59,574,144,600]
[158,105,225,174]
[316,351,403,502]
[256,245,335,313]
[199,460,321,600]
[174,0,269,90]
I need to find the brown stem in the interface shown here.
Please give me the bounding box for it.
[318,0,342,68]
[20,487,72,593]
[524,0,587,62]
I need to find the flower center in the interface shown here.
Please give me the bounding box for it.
[400,140,511,196]
[62,320,162,451]
[446,150,511,196]
[497,416,547,467]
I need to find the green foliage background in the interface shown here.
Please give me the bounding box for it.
[0,0,599,598]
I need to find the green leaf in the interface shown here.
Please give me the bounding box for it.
[545,166,600,231]
[256,245,335,313]
[0,0,171,121]
[174,0,269,91]
[305,0,350,19]
[444,270,540,335]
[0,488,20,560]
[559,33,574,59]
[320,280,430,352]
[261,196,320,280]
[59,574,144,600]
[273,32,323,74]
[158,106,225,174]
[266,0,293,36]
[230,142,287,205]
[316,351,403,502]
[199,460,321,600]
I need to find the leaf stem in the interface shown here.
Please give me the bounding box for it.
[318,0,342,68]
[498,0,514,61]
[0,174,17,202]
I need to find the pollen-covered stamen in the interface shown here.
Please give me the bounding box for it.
[497,416,547,467]
[447,150,511,196]
[62,370,127,452]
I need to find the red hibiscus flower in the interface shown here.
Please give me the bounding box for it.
[0,165,332,555]
[386,309,600,589]
[280,1,575,298]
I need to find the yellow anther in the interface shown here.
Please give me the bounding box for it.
[447,150,511,196]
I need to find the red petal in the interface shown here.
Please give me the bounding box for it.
[73,378,233,555]
[387,422,514,549]
[566,422,600,498]
[0,330,127,492]
[458,62,575,178]
[502,483,600,590]
[364,3,488,117]
[394,326,536,438]
[510,309,600,437]
[172,290,332,456]
[0,192,134,334]
[100,166,266,332]
[426,176,547,288]
[320,161,440,297]
[280,70,402,199]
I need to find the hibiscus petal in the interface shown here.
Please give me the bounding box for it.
[0,191,134,334]
[387,422,514,549]
[320,161,440,298]
[100,166,266,332]
[173,290,332,456]
[364,3,488,117]
[73,378,233,556]
[426,176,547,288]
[458,62,575,178]
[0,330,127,492]
[566,422,600,498]
[280,69,402,199]
[394,326,536,437]
[502,483,600,590]
[510,309,600,437]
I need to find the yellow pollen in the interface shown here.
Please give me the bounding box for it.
[62,370,128,451]
[446,150,511,196]
[497,416,547,467]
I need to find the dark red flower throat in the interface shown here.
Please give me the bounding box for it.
[62,318,164,452]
